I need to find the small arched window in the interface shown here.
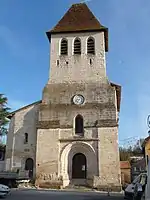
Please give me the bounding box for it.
[75,115,84,136]
[61,38,68,55]
[87,37,95,54]
[24,133,28,144]
[74,38,81,55]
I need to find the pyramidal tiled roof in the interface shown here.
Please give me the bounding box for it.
[46,3,108,51]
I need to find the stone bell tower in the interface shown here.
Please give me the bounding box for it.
[47,5,108,84]
[36,3,122,191]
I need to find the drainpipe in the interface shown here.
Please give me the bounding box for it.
[145,156,150,200]
[11,134,15,170]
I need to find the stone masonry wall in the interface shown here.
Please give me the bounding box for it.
[39,82,117,128]
[94,127,121,191]
[5,104,39,175]
[34,20,120,189]
[49,31,107,83]
[36,129,60,182]
[36,78,121,190]
[35,127,99,186]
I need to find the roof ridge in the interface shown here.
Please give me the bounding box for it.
[72,2,86,5]
[7,100,42,119]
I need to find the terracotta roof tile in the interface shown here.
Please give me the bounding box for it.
[120,161,131,169]
[46,3,108,51]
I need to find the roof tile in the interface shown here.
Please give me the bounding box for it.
[46,3,108,51]
[120,161,131,169]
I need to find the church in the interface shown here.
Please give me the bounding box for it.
[6,3,122,191]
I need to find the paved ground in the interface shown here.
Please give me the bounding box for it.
[5,189,124,200]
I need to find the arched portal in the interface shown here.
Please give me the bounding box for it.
[72,153,87,179]
[60,141,97,187]
[25,158,34,178]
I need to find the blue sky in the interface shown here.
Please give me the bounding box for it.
[0,0,150,145]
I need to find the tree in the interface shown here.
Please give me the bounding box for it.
[0,94,10,135]
[119,139,144,161]
[119,147,133,161]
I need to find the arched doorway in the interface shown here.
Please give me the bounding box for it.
[25,158,34,178]
[72,153,87,179]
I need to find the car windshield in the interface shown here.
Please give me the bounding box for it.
[132,174,146,184]
[133,176,141,184]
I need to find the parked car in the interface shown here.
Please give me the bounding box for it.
[0,184,11,198]
[132,173,147,200]
[124,173,147,199]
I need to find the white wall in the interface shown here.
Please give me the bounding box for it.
[5,103,40,173]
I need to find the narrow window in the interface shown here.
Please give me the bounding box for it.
[75,115,84,136]
[87,37,95,54]
[56,60,59,66]
[24,133,28,144]
[90,58,92,65]
[61,38,68,55]
[74,38,81,55]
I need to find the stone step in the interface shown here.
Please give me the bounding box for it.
[65,185,93,191]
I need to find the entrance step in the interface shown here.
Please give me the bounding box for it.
[65,179,93,191]
[71,179,87,186]
[65,185,93,191]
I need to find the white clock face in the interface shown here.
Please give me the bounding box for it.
[73,95,84,105]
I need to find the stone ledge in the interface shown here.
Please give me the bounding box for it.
[59,138,99,142]
[37,120,60,129]
[37,120,118,129]
[39,102,115,110]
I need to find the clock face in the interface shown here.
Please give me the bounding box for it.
[73,95,84,105]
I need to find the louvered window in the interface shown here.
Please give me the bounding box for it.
[74,38,81,55]
[87,37,95,54]
[61,39,68,55]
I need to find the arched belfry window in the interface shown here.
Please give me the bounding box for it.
[87,37,95,54]
[75,115,84,135]
[74,38,81,55]
[61,38,68,55]
[24,133,28,144]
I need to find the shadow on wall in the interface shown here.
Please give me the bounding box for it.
[9,104,39,178]
[5,114,15,171]
[92,129,99,176]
